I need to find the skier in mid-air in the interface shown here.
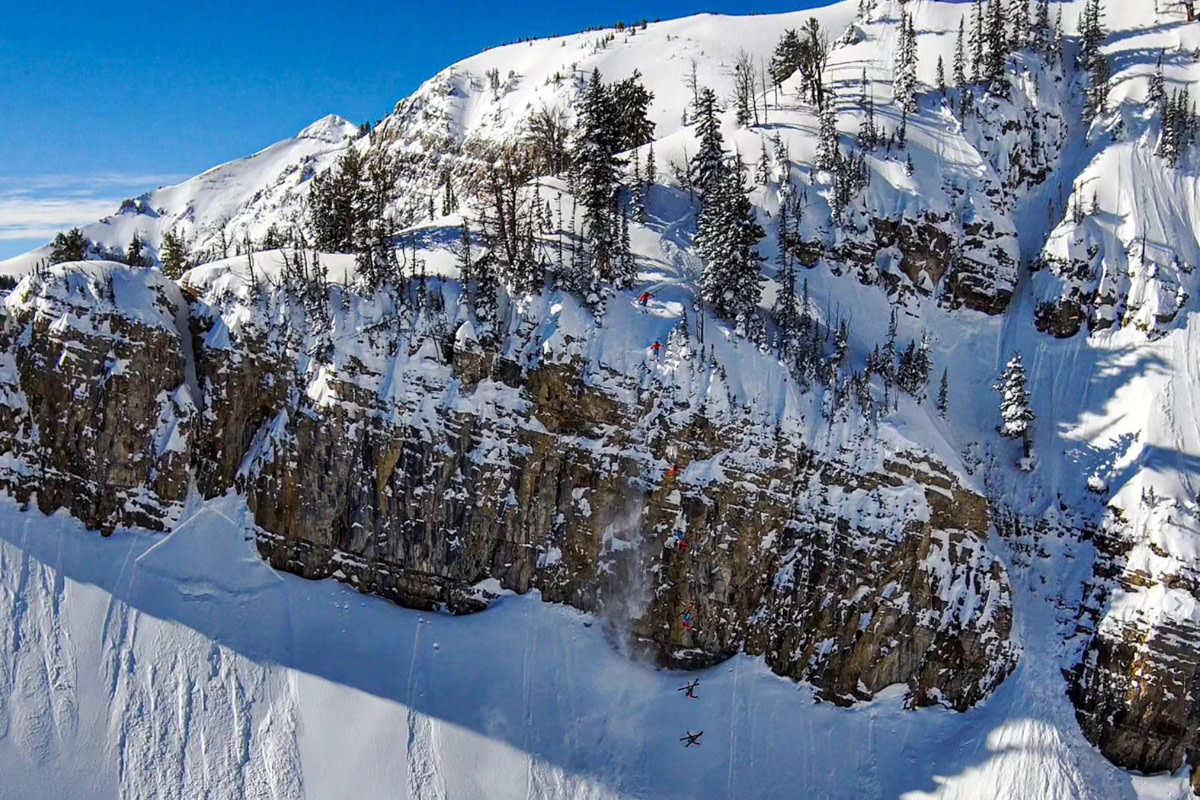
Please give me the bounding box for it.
[677,680,700,699]
[680,731,704,748]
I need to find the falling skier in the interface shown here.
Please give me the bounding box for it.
[677,679,700,699]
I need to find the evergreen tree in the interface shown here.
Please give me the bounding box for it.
[1085,51,1112,123]
[756,137,772,185]
[937,56,946,96]
[954,18,967,88]
[697,158,765,330]
[616,203,636,288]
[937,369,950,417]
[160,230,190,279]
[646,142,657,185]
[985,0,1009,90]
[772,213,802,367]
[858,96,879,150]
[48,227,87,264]
[995,353,1035,458]
[1034,0,1052,55]
[612,70,657,149]
[441,171,456,217]
[689,87,727,197]
[572,69,623,287]
[894,13,919,113]
[1158,87,1198,167]
[769,29,804,88]
[815,93,840,170]
[797,18,831,110]
[970,0,986,81]
[309,147,365,254]
[1079,0,1106,71]
[1009,0,1031,51]
[261,223,287,250]
[125,234,146,268]
[1148,54,1167,114]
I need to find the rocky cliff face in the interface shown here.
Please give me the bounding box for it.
[0,261,1016,712]
[1068,501,1200,793]
[0,265,194,532]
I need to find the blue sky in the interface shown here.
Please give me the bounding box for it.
[0,1,822,259]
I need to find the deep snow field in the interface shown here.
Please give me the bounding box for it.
[0,490,1187,800]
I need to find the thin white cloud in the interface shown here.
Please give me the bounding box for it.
[0,172,188,243]
[0,197,121,241]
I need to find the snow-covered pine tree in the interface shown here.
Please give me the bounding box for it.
[1158,87,1198,167]
[772,212,802,370]
[995,353,1035,458]
[756,137,772,185]
[1054,6,1065,65]
[937,56,946,96]
[815,92,840,170]
[690,87,727,198]
[897,340,921,396]
[1009,0,1031,51]
[894,13,919,113]
[457,223,474,294]
[697,157,765,330]
[1149,54,1167,114]
[858,96,879,150]
[645,142,657,185]
[937,369,949,417]
[441,171,456,217]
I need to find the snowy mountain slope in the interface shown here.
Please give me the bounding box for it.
[0,493,1189,800]
[5,0,1200,796]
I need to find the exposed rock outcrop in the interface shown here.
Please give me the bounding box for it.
[0,262,1018,712]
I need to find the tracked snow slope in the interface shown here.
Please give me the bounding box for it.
[0,493,1188,800]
